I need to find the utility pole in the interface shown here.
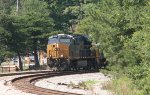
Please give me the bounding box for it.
[16,0,19,13]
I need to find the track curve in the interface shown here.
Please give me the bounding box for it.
[11,71,95,95]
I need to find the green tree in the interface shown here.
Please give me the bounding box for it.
[0,26,9,57]
[76,0,149,66]
[45,0,98,32]
[76,0,150,94]
[0,14,26,70]
[0,0,54,69]
[0,0,17,14]
[15,0,54,68]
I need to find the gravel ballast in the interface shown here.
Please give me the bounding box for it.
[0,75,35,95]
[35,72,112,95]
[0,72,112,95]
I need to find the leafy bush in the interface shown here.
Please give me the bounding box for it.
[78,80,98,90]
[127,64,150,95]
[103,76,142,95]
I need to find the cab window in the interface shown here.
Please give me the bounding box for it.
[59,38,71,44]
[48,38,59,44]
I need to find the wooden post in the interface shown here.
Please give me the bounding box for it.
[9,67,10,72]
[2,67,3,73]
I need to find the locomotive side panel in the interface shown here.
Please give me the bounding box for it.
[70,35,92,59]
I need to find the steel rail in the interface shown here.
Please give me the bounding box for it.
[11,71,96,95]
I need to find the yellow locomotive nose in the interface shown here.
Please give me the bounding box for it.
[47,43,69,59]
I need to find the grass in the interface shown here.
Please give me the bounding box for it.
[67,80,98,90]
[78,80,98,90]
[99,65,145,95]
[102,73,142,95]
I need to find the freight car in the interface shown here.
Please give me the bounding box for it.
[47,34,107,71]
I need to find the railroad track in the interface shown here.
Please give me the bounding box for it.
[11,71,95,95]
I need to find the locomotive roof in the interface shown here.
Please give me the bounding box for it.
[48,34,89,39]
[48,34,91,45]
[49,34,73,39]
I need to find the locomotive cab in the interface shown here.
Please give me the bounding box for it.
[47,34,73,70]
[47,35,71,58]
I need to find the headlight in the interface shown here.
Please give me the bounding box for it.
[60,54,63,57]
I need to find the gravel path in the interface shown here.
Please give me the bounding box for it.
[35,72,112,95]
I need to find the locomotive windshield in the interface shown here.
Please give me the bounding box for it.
[60,38,71,44]
[48,38,59,44]
[48,35,59,44]
[48,34,71,44]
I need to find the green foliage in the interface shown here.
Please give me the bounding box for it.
[124,31,150,64]
[15,0,54,49]
[77,1,123,65]
[0,14,25,56]
[127,64,150,94]
[78,80,98,90]
[103,76,142,95]
[45,0,98,32]
[14,0,55,68]
[67,80,98,90]
[17,12,54,49]
[0,0,55,69]
[76,0,150,94]
[76,0,150,67]
[0,0,16,14]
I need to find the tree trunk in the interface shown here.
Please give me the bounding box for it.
[33,43,40,69]
[17,50,23,71]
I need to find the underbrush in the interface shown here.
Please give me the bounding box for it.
[102,76,142,95]
[101,64,150,95]
[78,80,98,90]
[67,80,98,90]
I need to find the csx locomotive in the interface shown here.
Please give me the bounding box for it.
[47,34,107,71]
